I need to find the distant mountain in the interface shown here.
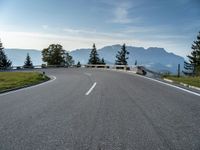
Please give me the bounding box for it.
[4,49,43,66]
[71,45,185,73]
[4,45,185,73]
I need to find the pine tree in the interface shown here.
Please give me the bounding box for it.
[115,44,129,65]
[183,32,200,76]
[24,53,33,68]
[0,40,12,69]
[77,61,81,68]
[135,60,137,66]
[183,61,194,76]
[65,52,74,67]
[88,44,100,64]
[100,58,106,65]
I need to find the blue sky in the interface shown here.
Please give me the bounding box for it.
[0,0,199,57]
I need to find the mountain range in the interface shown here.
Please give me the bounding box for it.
[4,45,185,73]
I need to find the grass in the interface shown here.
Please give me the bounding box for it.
[0,72,50,92]
[164,75,200,88]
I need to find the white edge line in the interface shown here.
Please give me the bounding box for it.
[132,73,200,97]
[0,76,57,97]
[107,69,200,97]
[85,82,97,96]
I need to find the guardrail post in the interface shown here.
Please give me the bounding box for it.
[42,71,45,79]
[124,65,127,71]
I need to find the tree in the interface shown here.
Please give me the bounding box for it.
[115,44,129,65]
[24,53,33,68]
[183,61,194,76]
[135,60,137,66]
[183,32,200,76]
[42,44,65,66]
[100,58,106,65]
[88,44,101,64]
[65,52,74,67]
[0,40,12,69]
[77,61,81,68]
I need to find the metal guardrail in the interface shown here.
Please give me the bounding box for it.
[84,64,130,70]
[0,65,71,70]
[0,64,160,77]
[0,65,42,70]
[84,64,161,77]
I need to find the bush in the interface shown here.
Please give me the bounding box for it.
[41,64,47,68]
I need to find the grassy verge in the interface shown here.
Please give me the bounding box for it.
[164,75,200,88]
[0,72,50,92]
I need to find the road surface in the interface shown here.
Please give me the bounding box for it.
[0,68,200,150]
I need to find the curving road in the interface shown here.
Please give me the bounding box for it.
[0,68,200,150]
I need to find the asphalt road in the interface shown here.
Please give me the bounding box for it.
[0,68,200,150]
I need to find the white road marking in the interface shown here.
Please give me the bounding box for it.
[133,73,200,97]
[85,82,97,96]
[105,69,200,97]
[0,76,57,97]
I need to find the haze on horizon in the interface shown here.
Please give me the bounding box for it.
[0,0,199,57]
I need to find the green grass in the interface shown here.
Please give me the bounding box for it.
[0,72,50,92]
[164,76,200,88]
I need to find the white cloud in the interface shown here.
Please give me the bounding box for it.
[112,4,132,24]
[63,28,97,35]
[63,27,125,38]
[105,1,135,24]
[0,28,190,57]
[0,30,144,50]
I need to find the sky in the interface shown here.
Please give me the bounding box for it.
[0,0,199,57]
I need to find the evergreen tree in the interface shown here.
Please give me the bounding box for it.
[115,44,129,65]
[65,52,74,67]
[24,53,33,68]
[77,61,81,68]
[135,60,137,66]
[88,44,100,64]
[183,61,194,76]
[100,58,106,65]
[183,32,200,76]
[42,44,65,66]
[0,40,12,69]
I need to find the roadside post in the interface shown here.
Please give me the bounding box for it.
[178,64,180,77]
[42,71,45,79]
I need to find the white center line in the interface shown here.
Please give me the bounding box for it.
[85,82,97,96]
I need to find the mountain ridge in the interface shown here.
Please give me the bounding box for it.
[4,45,185,73]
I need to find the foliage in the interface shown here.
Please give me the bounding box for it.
[100,58,106,65]
[65,52,74,67]
[88,44,101,64]
[135,60,137,66]
[24,53,33,68]
[165,75,200,88]
[42,44,65,66]
[115,44,129,65]
[41,64,47,68]
[77,61,81,67]
[0,40,12,69]
[183,32,200,76]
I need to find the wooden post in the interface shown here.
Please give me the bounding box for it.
[178,64,180,77]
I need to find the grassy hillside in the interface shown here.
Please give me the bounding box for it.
[0,72,49,92]
[164,76,200,88]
